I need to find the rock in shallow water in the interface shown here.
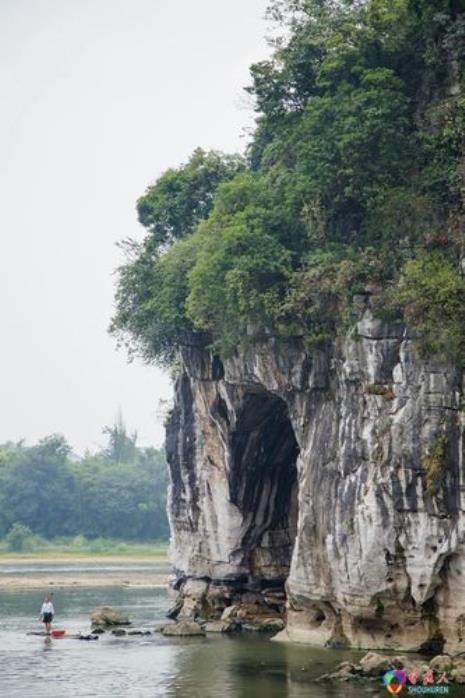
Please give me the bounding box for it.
[77,634,99,641]
[204,620,240,634]
[91,607,130,627]
[450,660,465,684]
[162,620,205,637]
[319,652,465,684]
[359,652,393,677]
[429,655,454,673]
[111,629,127,637]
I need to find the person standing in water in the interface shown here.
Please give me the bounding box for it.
[40,595,55,634]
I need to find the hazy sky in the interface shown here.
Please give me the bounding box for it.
[0,0,270,453]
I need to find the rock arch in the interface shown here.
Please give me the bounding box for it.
[228,391,300,584]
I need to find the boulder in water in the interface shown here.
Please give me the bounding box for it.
[91,607,130,627]
[451,660,465,684]
[78,634,99,641]
[359,652,392,676]
[162,620,205,637]
[204,620,240,634]
[111,628,127,637]
[429,655,454,673]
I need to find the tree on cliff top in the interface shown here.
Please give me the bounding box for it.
[137,148,245,253]
[111,0,465,364]
[110,150,244,364]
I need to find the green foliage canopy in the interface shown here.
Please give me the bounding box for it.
[0,426,169,542]
[111,0,465,364]
[136,148,245,252]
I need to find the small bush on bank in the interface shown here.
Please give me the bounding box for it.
[5,522,34,552]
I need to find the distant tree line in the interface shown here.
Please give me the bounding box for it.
[0,418,169,543]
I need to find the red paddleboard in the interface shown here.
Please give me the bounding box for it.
[50,630,66,638]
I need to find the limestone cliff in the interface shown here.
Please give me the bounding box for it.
[165,309,465,653]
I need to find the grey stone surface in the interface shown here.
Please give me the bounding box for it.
[204,620,240,634]
[110,628,127,637]
[359,652,392,676]
[90,607,130,627]
[162,620,205,637]
[165,311,465,651]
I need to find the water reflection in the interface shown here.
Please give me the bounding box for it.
[162,634,368,698]
[1,576,461,698]
[42,636,53,652]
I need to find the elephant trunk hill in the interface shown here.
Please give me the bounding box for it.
[110,1,465,653]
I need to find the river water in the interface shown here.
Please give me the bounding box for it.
[0,561,450,698]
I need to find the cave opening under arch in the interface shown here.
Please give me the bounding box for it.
[229,390,300,588]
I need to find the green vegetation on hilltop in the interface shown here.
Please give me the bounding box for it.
[111,0,465,364]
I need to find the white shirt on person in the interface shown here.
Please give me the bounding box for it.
[41,601,55,615]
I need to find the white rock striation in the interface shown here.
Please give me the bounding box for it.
[165,311,465,652]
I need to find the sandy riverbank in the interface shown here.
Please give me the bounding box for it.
[0,557,171,589]
[0,573,170,589]
[0,555,168,563]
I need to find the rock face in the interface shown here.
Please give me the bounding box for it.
[204,620,240,633]
[165,309,465,652]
